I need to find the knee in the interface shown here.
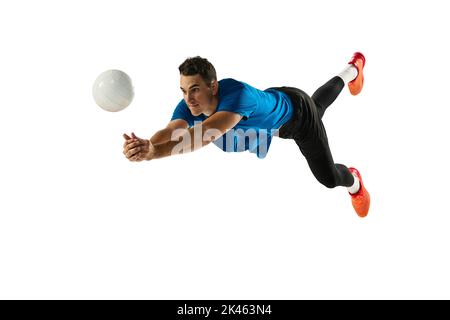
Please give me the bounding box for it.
[318,176,338,189]
[322,181,337,189]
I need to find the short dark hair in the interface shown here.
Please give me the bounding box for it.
[179,56,217,85]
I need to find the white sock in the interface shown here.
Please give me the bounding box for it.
[347,173,360,194]
[338,64,358,84]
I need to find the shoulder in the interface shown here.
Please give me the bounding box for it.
[171,99,194,126]
[173,98,189,112]
[219,78,245,91]
[219,78,251,99]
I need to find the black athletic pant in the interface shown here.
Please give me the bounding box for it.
[274,76,354,188]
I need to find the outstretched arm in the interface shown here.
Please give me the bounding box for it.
[123,111,242,161]
[123,119,187,161]
[149,119,188,145]
[153,111,242,159]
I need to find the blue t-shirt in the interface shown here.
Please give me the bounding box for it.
[170,78,293,158]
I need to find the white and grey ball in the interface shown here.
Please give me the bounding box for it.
[92,69,134,112]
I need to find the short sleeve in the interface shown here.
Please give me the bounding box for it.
[217,84,257,120]
[171,99,194,127]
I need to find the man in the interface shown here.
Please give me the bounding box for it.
[123,54,370,217]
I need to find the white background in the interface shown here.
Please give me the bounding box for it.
[1,0,449,299]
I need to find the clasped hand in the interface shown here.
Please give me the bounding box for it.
[123,132,155,162]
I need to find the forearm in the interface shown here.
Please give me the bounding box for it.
[153,140,186,159]
[149,128,175,145]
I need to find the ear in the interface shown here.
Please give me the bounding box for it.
[211,80,218,95]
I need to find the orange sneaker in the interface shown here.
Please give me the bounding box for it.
[348,167,370,218]
[348,52,366,96]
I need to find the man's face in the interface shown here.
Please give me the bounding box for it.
[180,74,216,116]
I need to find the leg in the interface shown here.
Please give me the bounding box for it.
[311,76,345,119]
[293,109,370,216]
[296,136,354,188]
[311,52,366,119]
